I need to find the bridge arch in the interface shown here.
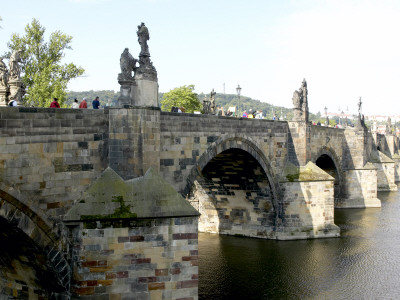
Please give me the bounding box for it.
[184,135,281,201]
[312,146,343,201]
[0,185,70,298]
[184,135,282,237]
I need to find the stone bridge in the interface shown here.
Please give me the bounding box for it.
[0,105,399,299]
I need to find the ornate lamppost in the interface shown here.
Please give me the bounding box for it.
[236,84,241,118]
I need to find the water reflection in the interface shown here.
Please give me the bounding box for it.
[199,188,400,299]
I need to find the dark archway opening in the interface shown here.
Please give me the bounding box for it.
[0,217,65,299]
[315,154,340,204]
[188,148,276,238]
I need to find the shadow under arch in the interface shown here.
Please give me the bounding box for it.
[0,186,70,297]
[312,146,343,202]
[183,136,283,237]
[184,135,282,208]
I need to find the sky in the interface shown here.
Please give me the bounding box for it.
[1,0,399,116]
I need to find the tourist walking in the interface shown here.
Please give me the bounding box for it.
[50,98,60,108]
[92,96,100,109]
[79,97,88,109]
[72,98,79,109]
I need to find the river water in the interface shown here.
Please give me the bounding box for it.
[198,189,400,299]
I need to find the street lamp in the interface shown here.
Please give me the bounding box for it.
[236,84,241,118]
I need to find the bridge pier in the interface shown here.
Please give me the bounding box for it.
[370,151,398,192]
[277,162,340,240]
[64,167,199,299]
[338,165,381,208]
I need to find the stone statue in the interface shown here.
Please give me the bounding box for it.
[9,50,23,81]
[137,22,150,56]
[117,22,158,107]
[210,89,216,114]
[358,97,362,115]
[300,79,308,107]
[203,95,210,114]
[292,90,301,107]
[292,79,309,122]
[0,58,8,88]
[119,48,137,81]
[134,22,157,82]
[388,116,392,134]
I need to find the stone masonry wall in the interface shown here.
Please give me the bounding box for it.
[338,168,380,208]
[374,161,396,191]
[109,108,160,180]
[160,113,290,196]
[187,149,275,238]
[0,107,109,224]
[279,179,339,240]
[70,217,198,300]
[343,128,370,169]
[309,125,344,168]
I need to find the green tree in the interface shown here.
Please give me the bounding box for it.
[6,18,84,107]
[161,85,202,113]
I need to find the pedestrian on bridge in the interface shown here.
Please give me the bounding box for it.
[79,97,88,109]
[92,97,100,109]
[50,98,60,108]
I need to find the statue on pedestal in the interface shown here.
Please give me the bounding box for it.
[135,22,157,81]
[0,57,9,106]
[0,58,8,88]
[292,79,309,122]
[387,116,392,134]
[137,23,150,56]
[9,50,22,81]
[118,48,137,81]
[0,50,25,106]
[210,89,216,114]
[117,22,158,107]
[356,97,367,130]
[203,95,210,114]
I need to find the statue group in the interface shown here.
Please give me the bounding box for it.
[0,49,25,106]
[118,23,158,107]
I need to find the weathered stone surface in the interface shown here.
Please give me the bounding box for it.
[64,167,199,221]
[69,216,198,300]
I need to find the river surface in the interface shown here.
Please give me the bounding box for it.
[198,189,400,299]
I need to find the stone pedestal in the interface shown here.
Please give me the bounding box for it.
[131,54,158,108]
[117,77,135,106]
[8,79,25,105]
[277,162,340,240]
[0,87,8,106]
[131,78,158,107]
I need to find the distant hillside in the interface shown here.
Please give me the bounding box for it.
[197,92,295,120]
[67,90,321,122]
[66,90,120,107]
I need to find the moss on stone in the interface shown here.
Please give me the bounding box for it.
[280,161,334,182]
[80,196,137,220]
[64,167,199,222]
